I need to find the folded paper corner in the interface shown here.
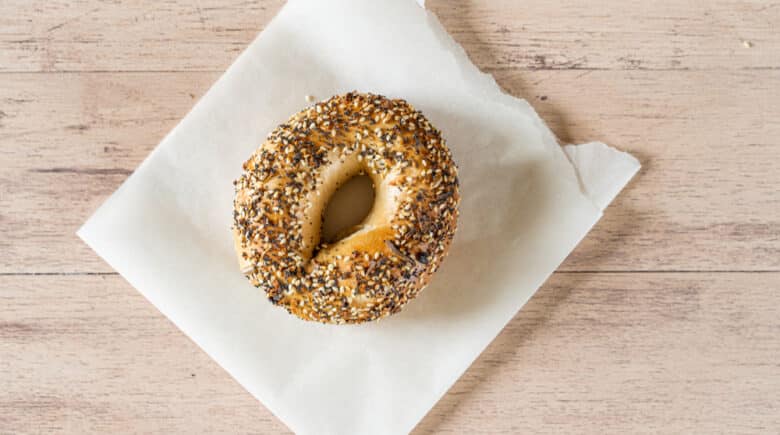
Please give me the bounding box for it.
[563,142,641,211]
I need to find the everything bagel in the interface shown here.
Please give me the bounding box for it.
[233,92,459,324]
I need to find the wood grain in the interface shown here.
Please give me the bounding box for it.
[0,0,285,73]
[2,0,779,433]
[2,0,779,72]
[418,272,780,434]
[2,273,778,433]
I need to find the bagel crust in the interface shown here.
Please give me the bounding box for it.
[233,92,459,324]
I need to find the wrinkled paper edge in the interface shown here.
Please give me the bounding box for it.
[416,0,640,211]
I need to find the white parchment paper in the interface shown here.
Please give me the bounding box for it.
[78,0,640,433]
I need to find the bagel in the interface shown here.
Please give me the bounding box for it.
[232,92,459,324]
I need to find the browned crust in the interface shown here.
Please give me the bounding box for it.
[233,92,459,324]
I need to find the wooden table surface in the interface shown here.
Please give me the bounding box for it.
[2,0,779,433]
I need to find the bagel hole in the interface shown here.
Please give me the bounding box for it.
[321,173,375,244]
